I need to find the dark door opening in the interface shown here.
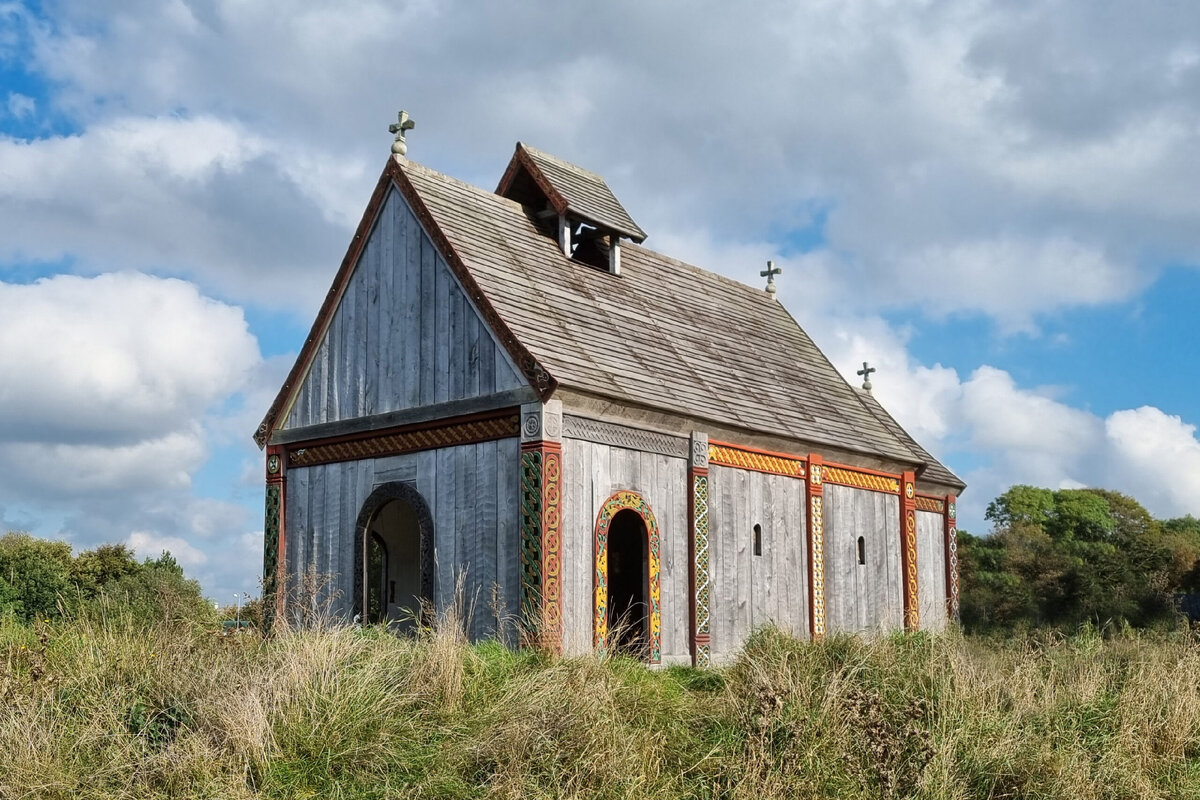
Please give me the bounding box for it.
[364,499,422,632]
[607,509,649,658]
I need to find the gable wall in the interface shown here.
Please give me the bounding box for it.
[283,187,526,431]
[823,484,903,634]
[706,465,810,662]
[283,438,521,641]
[916,509,948,632]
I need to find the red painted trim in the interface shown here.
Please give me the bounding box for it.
[900,471,919,632]
[945,493,959,621]
[707,439,808,464]
[824,460,904,481]
[806,454,825,640]
[266,444,286,621]
[687,464,707,666]
[542,442,563,653]
[255,157,558,448]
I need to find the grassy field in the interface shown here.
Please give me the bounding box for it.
[3,611,1200,800]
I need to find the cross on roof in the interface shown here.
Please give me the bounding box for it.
[857,361,876,392]
[389,110,415,156]
[760,260,781,296]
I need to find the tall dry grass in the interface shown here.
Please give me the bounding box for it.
[3,607,1200,799]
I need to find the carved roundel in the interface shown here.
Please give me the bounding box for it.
[905,482,915,499]
[266,454,281,475]
[521,413,542,439]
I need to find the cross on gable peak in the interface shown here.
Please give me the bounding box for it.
[389,110,415,157]
[760,260,781,297]
[857,361,877,392]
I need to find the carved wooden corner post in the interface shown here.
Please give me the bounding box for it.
[264,444,286,630]
[900,471,920,631]
[945,494,960,623]
[688,432,711,666]
[806,454,826,639]
[519,400,563,652]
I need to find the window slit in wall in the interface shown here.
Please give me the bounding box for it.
[857,536,866,565]
[753,524,762,557]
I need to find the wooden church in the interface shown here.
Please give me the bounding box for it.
[255,118,965,666]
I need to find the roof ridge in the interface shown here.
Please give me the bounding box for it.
[620,241,781,305]
[518,142,607,181]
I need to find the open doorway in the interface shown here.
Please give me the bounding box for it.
[354,482,434,632]
[365,499,422,631]
[607,509,649,658]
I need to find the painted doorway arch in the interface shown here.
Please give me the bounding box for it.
[594,490,661,663]
[353,481,435,627]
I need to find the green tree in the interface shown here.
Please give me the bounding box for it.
[0,532,75,622]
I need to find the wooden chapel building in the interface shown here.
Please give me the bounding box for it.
[255,129,966,666]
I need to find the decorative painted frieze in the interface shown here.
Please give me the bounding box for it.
[593,490,662,664]
[807,453,826,639]
[561,415,689,458]
[900,472,920,631]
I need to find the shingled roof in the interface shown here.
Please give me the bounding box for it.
[407,155,961,481]
[856,389,963,488]
[258,147,964,490]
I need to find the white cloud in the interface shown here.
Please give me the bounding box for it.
[1104,408,1200,518]
[0,117,356,308]
[128,529,207,568]
[0,272,259,443]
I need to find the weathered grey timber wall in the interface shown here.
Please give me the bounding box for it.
[707,465,809,662]
[283,187,526,429]
[823,484,903,635]
[559,438,689,663]
[284,438,520,640]
[916,509,948,632]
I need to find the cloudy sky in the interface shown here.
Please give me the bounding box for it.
[3,0,1200,601]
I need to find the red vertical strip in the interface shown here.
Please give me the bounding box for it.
[265,444,286,623]
[541,443,563,653]
[806,454,825,639]
[945,493,959,623]
[900,471,919,631]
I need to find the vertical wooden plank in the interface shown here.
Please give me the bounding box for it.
[475,440,499,639]
[402,202,423,409]
[286,467,309,603]
[434,249,451,404]
[435,447,456,611]
[466,305,481,397]
[495,438,518,642]
[388,188,408,412]
[415,210,435,406]
[449,289,465,401]
[478,309,496,394]
[375,189,394,414]
[454,444,475,630]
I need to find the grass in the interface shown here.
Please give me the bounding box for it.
[3,610,1200,799]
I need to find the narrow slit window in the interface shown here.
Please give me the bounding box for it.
[857,536,866,565]
[753,524,763,556]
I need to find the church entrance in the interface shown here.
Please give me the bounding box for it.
[607,509,649,658]
[365,499,422,631]
[354,482,435,632]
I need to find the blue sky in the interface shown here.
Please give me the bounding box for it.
[3,0,1200,601]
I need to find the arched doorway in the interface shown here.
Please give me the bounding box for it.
[607,509,649,656]
[594,491,661,663]
[353,482,435,631]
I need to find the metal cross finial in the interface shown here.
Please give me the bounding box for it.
[760,260,781,297]
[857,361,876,392]
[389,110,415,156]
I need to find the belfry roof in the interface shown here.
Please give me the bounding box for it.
[496,143,647,242]
[257,147,964,490]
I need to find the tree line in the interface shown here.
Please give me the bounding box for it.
[0,532,211,625]
[958,485,1200,633]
